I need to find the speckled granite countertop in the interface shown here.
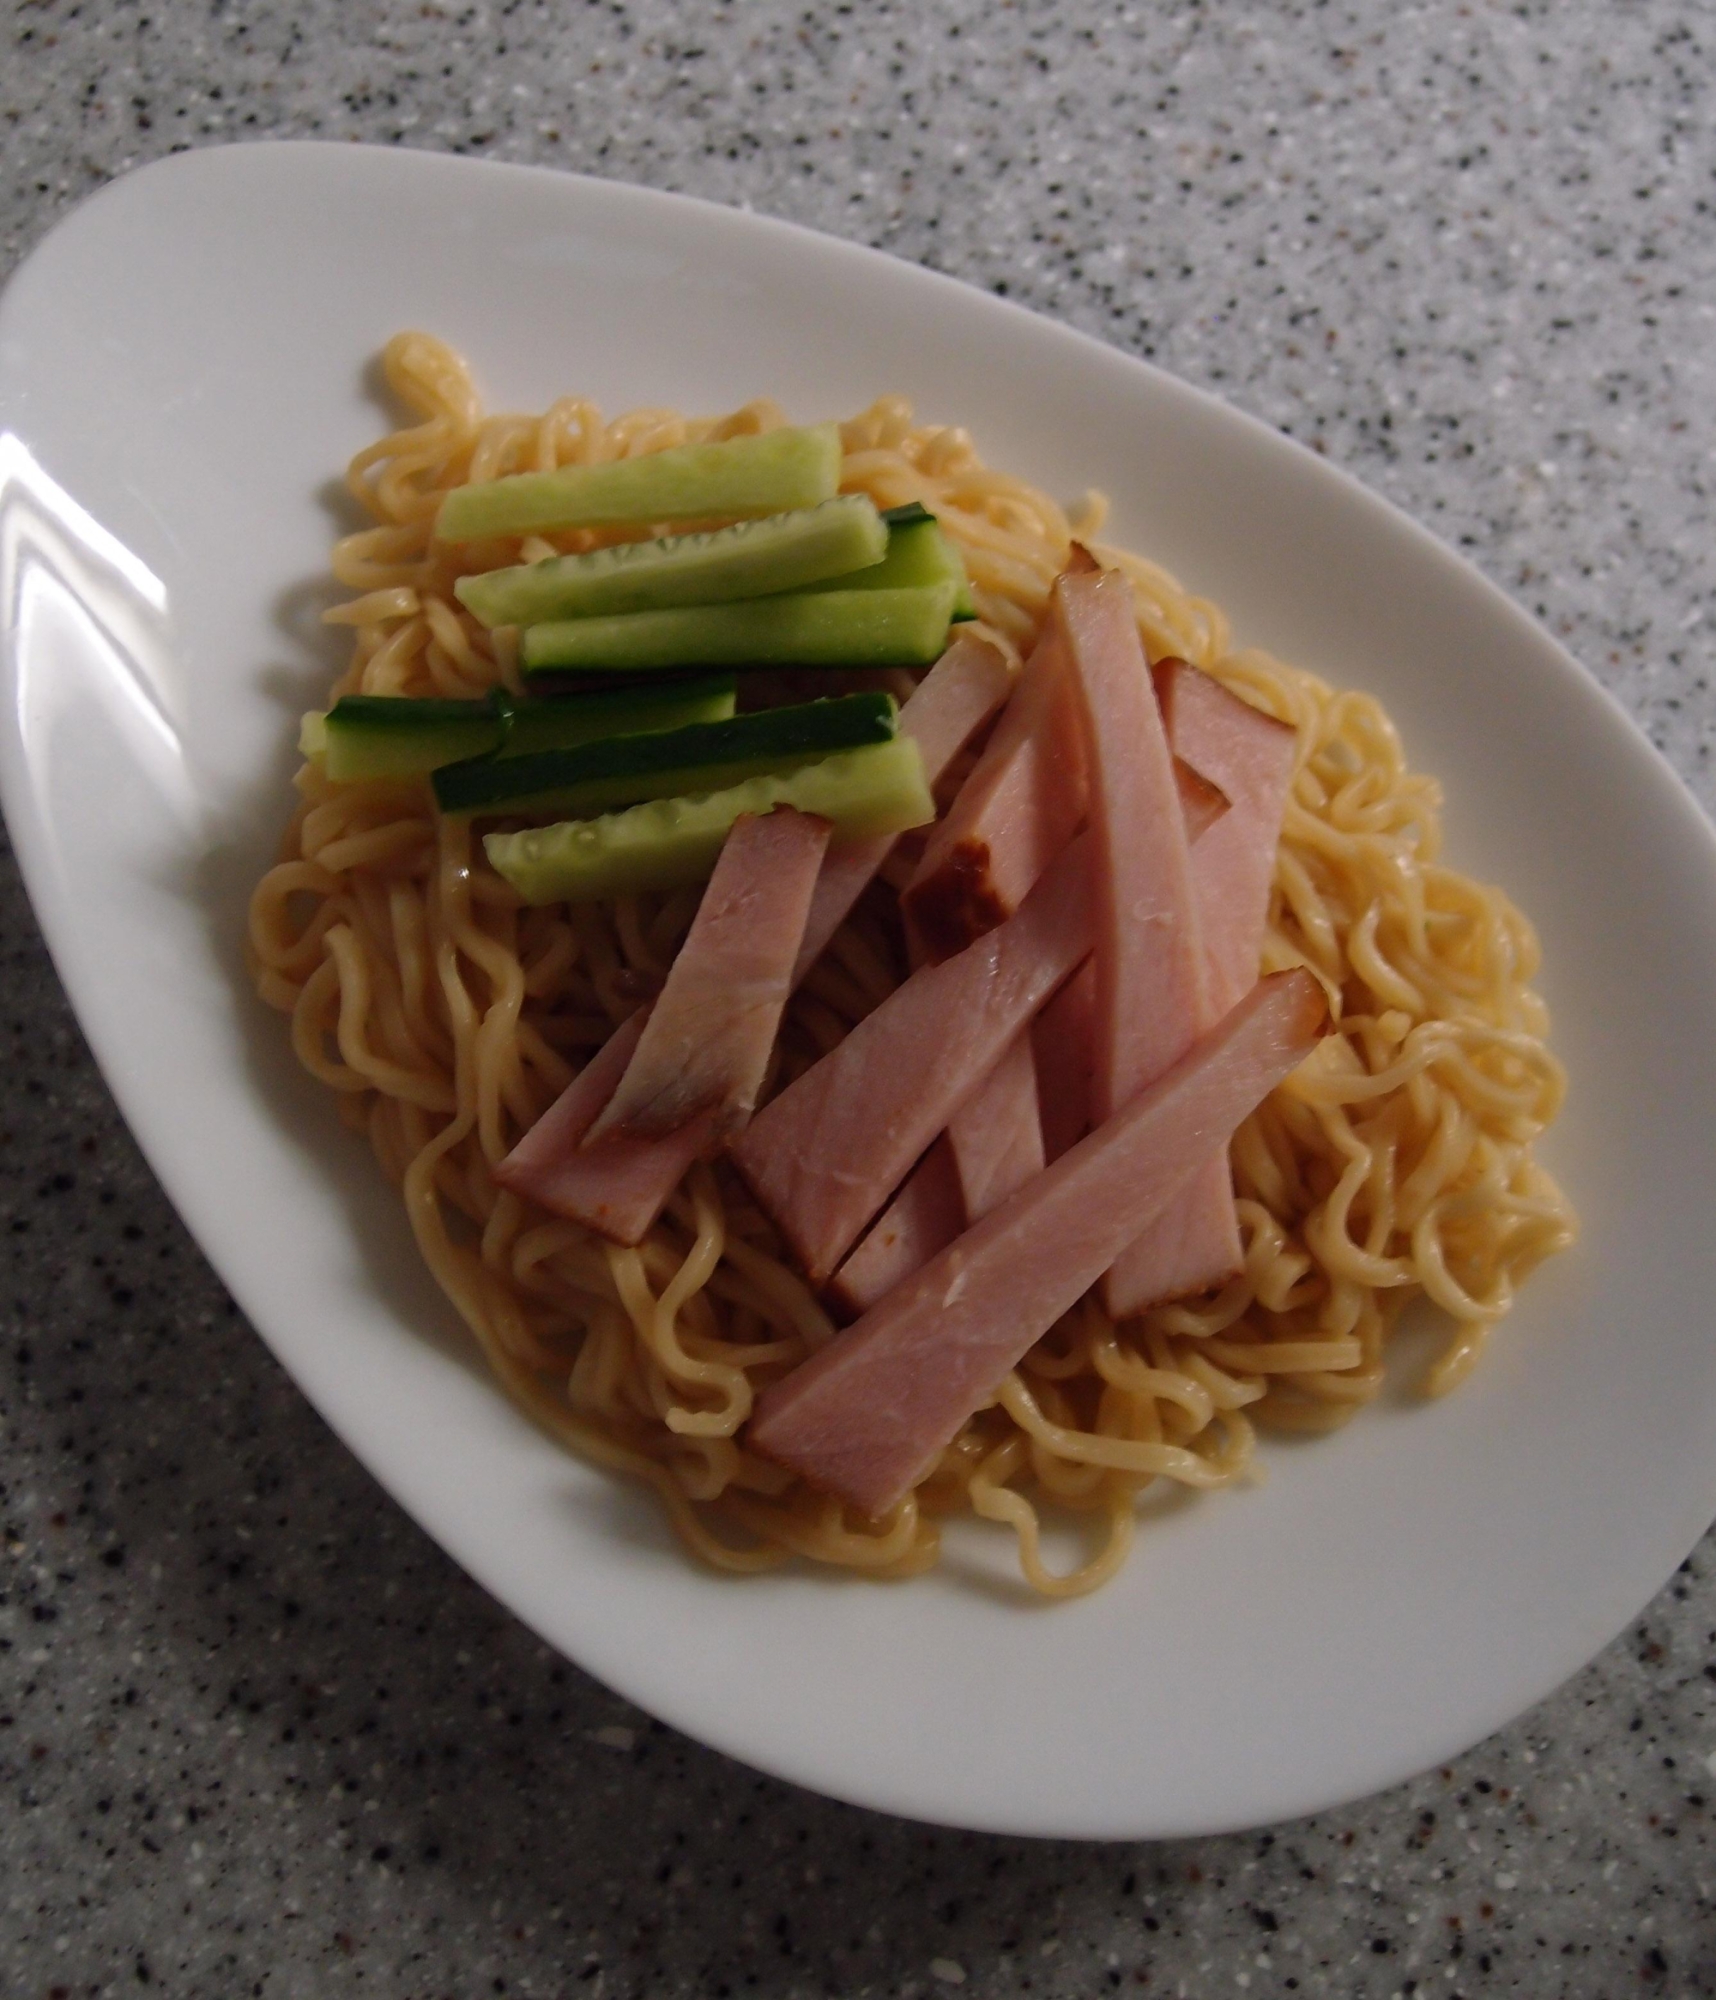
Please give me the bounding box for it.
[3,3,1714,1995]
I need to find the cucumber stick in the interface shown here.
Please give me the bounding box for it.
[521,581,957,676]
[435,424,841,542]
[486,736,934,904]
[302,678,738,782]
[454,496,886,628]
[808,511,974,616]
[434,691,897,820]
[300,698,497,779]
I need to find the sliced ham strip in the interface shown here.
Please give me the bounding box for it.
[748,969,1328,1517]
[1031,958,1095,1164]
[828,989,1046,1324]
[493,1007,718,1244]
[900,619,1086,962]
[495,804,825,1237]
[1155,658,1298,1013]
[900,625,1228,964]
[792,633,1012,987]
[825,1137,964,1321]
[729,831,1094,1285]
[945,1027,1045,1221]
[499,1006,644,1180]
[1173,757,1231,844]
[584,808,831,1146]
[1057,567,1211,1125]
[1027,749,1215,1174]
[1055,569,1223,1319]
[1107,1152,1241,1310]
[1105,661,1300,1316]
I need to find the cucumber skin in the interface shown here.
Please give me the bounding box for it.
[323,715,491,780]
[520,581,957,676]
[311,678,738,782]
[486,737,934,904]
[453,496,886,628]
[433,691,897,819]
[435,423,841,542]
[803,516,974,616]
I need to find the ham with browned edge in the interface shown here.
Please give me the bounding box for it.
[901,619,1085,962]
[793,632,1011,987]
[901,617,1228,965]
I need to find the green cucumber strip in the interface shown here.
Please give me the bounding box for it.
[434,691,897,820]
[435,423,842,542]
[879,502,936,528]
[520,581,957,676]
[486,736,934,904]
[804,515,975,617]
[502,677,737,753]
[453,496,887,628]
[306,678,737,782]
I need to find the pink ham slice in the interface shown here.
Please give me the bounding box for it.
[729,831,1094,1285]
[900,618,1086,962]
[493,1007,718,1245]
[945,1027,1045,1220]
[1105,1152,1238,1311]
[793,632,1012,988]
[825,1136,964,1321]
[829,1029,1046,1321]
[1031,958,1095,1164]
[899,617,1230,967]
[1054,568,1213,1317]
[1058,569,1210,1117]
[1104,660,1300,1315]
[748,969,1328,1517]
[822,666,1233,1311]
[584,807,830,1147]
[1156,658,1298,1012]
[1171,759,1230,845]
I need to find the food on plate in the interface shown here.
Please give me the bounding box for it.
[484,734,933,905]
[749,970,1329,1519]
[434,419,843,540]
[453,494,890,627]
[430,688,903,821]
[826,1135,967,1321]
[248,331,1576,1596]
[583,806,830,1148]
[729,832,1097,1284]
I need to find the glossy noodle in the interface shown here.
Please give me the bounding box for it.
[248,332,1576,1597]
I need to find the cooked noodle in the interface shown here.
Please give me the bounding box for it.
[248,332,1576,1597]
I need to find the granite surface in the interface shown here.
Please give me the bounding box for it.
[3,1,1716,1994]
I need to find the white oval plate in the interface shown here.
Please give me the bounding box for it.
[3,142,1713,1841]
